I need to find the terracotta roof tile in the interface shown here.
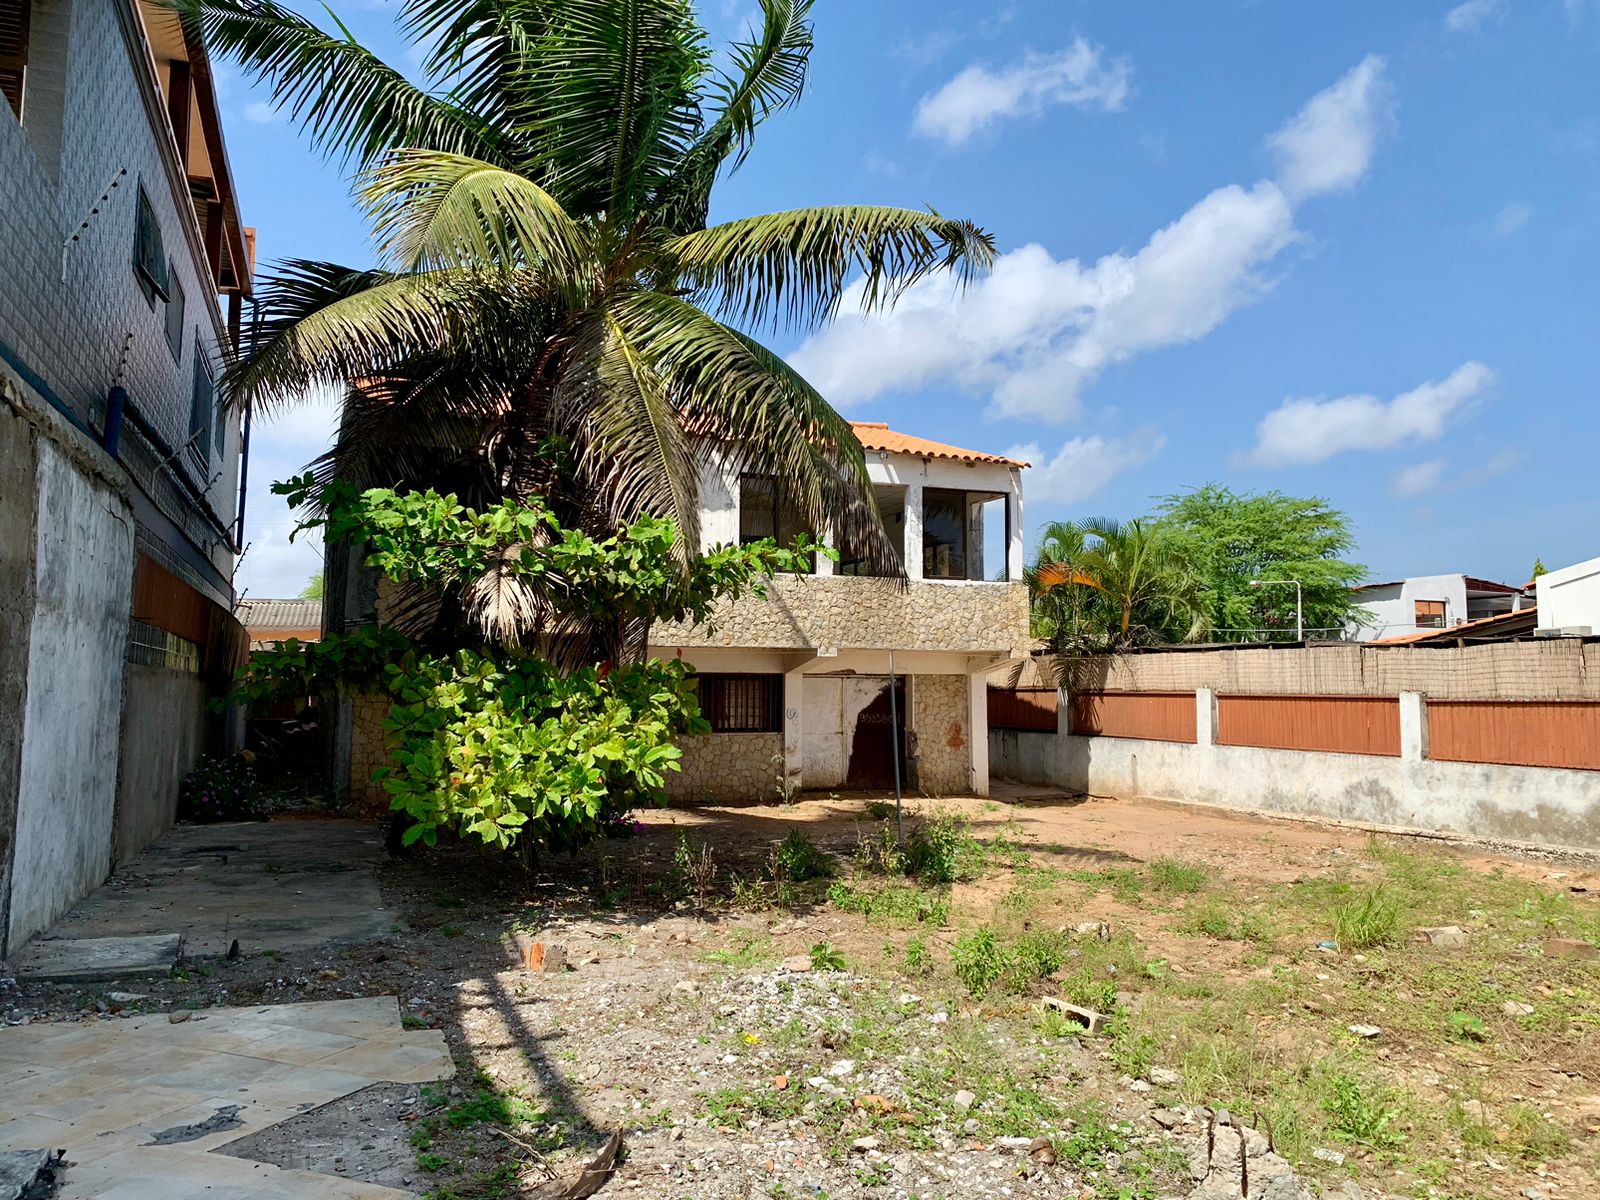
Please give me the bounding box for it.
[849,421,1029,468]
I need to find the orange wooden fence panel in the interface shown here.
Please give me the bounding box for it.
[1428,700,1600,771]
[988,688,1058,732]
[1218,695,1400,757]
[1071,692,1196,743]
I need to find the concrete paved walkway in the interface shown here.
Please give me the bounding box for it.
[16,819,394,979]
[0,997,451,1198]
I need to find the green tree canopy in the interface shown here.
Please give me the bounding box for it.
[177,0,994,650]
[1153,484,1366,641]
[1027,517,1210,652]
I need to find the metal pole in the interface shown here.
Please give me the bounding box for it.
[888,650,903,845]
[1295,582,1304,643]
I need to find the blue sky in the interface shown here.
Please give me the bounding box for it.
[226,0,1600,600]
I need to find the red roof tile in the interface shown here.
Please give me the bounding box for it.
[849,422,1029,468]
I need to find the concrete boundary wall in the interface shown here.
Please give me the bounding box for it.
[991,688,1600,851]
[1051,640,1600,701]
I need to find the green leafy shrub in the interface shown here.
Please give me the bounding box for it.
[952,928,1068,996]
[767,829,833,882]
[826,880,949,926]
[178,755,264,823]
[1319,1069,1407,1149]
[809,942,845,971]
[903,935,933,977]
[903,812,984,883]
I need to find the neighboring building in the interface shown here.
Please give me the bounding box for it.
[238,598,323,650]
[1346,574,1530,642]
[0,0,251,954]
[1535,556,1600,635]
[649,421,1032,801]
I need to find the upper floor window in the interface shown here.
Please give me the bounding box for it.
[134,186,172,305]
[838,484,906,578]
[739,474,813,569]
[164,264,185,361]
[189,343,214,468]
[0,0,29,120]
[1414,599,1447,629]
[924,487,1010,581]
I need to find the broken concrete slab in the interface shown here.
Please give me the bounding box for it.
[1039,997,1108,1034]
[13,934,181,982]
[0,1148,60,1200]
[220,1083,421,1191]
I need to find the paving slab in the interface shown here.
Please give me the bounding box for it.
[14,819,393,977]
[0,997,450,1199]
[14,935,181,983]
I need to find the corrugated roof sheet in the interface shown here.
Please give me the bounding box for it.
[1368,605,1538,644]
[850,421,1029,468]
[237,599,323,633]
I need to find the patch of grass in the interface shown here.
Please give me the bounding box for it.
[902,935,933,977]
[1181,900,1272,943]
[951,927,1069,997]
[1149,858,1208,894]
[703,929,774,968]
[826,879,949,926]
[767,828,833,882]
[1064,866,1145,904]
[441,1073,543,1128]
[1318,1067,1408,1150]
[415,1151,448,1172]
[1331,886,1403,949]
[862,800,898,821]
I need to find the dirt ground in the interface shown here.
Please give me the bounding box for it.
[4,790,1597,1200]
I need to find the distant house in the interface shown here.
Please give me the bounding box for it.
[1535,556,1600,636]
[1346,574,1531,642]
[237,599,323,650]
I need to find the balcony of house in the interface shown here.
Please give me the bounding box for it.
[655,457,1032,657]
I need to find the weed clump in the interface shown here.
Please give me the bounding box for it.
[952,928,1070,997]
[767,828,834,882]
[1331,886,1403,949]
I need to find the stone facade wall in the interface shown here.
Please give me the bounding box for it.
[656,577,1031,656]
[348,695,393,817]
[912,675,970,796]
[667,734,783,803]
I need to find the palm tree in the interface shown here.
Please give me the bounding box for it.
[178,0,994,644]
[1032,518,1209,650]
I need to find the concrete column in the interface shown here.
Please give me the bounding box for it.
[1057,687,1072,736]
[904,478,924,581]
[1196,687,1219,746]
[1006,470,1025,582]
[782,666,807,795]
[967,670,990,796]
[1400,691,1428,763]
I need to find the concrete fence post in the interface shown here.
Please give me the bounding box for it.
[1057,687,1072,737]
[1400,691,1428,763]
[1196,687,1219,747]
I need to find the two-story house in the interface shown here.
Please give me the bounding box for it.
[0,0,252,953]
[1346,574,1529,642]
[651,421,1032,801]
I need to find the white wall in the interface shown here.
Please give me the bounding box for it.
[1349,574,1468,640]
[1537,557,1600,633]
[7,439,134,947]
[992,690,1600,851]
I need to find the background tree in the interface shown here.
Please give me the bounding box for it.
[179,0,993,651]
[1154,484,1366,641]
[1531,557,1548,581]
[1031,518,1210,652]
[299,572,324,600]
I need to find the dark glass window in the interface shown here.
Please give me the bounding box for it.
[696,673,783,733]
[189,344,213,466]
[922,487,967,579]
[133,186,171,304]
[1414,600,1447,629]
[738,474,813,570]
[164,265,185,361]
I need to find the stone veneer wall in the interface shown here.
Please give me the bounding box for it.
[348,696,393,817]
[912,675,970,796]
[667,733,783,803]
[657,577,1031,655]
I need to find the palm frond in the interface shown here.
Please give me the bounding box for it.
[668,205,996,330]
[167,0,504,166]
[549,309,700,554]
[360,149,588,277]
[607,290,899,575]
[230,259,490,410]
[703,0,812,170]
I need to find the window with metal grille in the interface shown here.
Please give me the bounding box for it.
[696,673,783,733]
[189,342,213,467]
[134,186,171,303]
[1414,599,1447,629]
[165,264,185,361]
[0,0,29,121]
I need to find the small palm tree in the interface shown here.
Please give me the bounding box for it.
[1032,518,1209,650]
[178,0,994,638]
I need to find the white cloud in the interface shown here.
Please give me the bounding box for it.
[1444,0,1506,32]
[791,182,1294,422]
[1006,428,1166,506]
[1394,448,1522,496]
[1265,54,1392,200]
[243,101,280,125]
[912,37,1131,146]
[1242,361,1497,467]
[1393,458,1447,496]
[234,392,342,599]
[1491,200,1532,236]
